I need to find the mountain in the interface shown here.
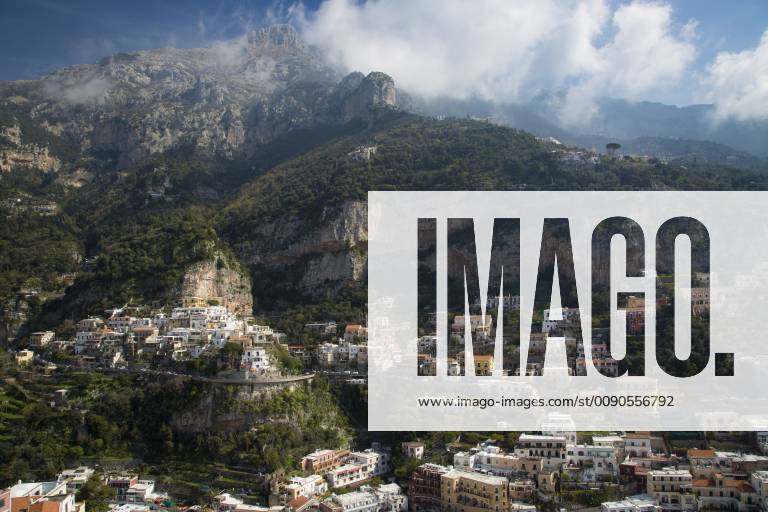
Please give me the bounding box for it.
[555,96,768,158]
[2,25,768,342]
[0,24,397,172]
[563,135,767,170]
[412,92,768,160]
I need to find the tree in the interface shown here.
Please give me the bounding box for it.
[606,142,622,158]
[76,476,116,512]
[219,342,243,370]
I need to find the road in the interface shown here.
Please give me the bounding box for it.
[37,357,316,386]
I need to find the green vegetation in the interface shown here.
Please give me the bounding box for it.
[76,476,116,512]
[3,112,768,334]
[0,356,350,488]
[272,343,303,375]
[0,204,81,302]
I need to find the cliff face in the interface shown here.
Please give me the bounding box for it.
[180,251,253,316]
[0,124,61,172]
[0,295,31,346]
[341,71,397,123]
[172,381,294,433]
[170,378,349,443]
[237,201,368,301]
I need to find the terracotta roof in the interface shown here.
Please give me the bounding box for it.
[726,480,756,492]
[29,501,62,512]
[688,449,716,458]
[287,496,310,510]
[693,479,712,487]
[12,496,33,512]
[624,432,651,439]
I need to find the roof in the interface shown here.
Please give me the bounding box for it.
[442,469,507,485]
[29,501,62,512]
[688,449,716,458]
[592,435,623,442]
[286,496,310,511]
[12,497,33,512]
[726,480,756,492]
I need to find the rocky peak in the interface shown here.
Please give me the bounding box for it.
[340,71,397,123]
[0,30,400,170]
[246,24,304,50]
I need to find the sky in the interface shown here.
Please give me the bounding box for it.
[0,0,767,123]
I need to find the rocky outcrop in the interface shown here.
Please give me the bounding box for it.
[172,381,300,434]
[0,124,61,172]
[0,295,31,346]
[299,250,366,292]
[180,251,253,316]
[340,72,397,123]
[236,201,368,300]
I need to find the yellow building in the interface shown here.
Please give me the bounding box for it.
[474,355,494,376]
[441,469,508,512]
[182,296,210,308]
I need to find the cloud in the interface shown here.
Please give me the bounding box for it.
[559,1,696,125]
[42,74,112,104]
[297,0,696,125]
[704,30,768,122]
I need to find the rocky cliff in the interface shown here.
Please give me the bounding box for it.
[0,25,398,170]
[0,124,61,172]
[234,200,368,303]
[180,251,253,316]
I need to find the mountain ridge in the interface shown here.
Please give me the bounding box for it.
[2,25,768,342]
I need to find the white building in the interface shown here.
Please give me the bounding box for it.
[326,463,370,489]
[515,434,566,469]
[57,466,94,493]
[601,494,658,512]
[542,307,580,333]
[541,414,577,444]
[242,346,271,372]
[624,433,653,458]
[401,442,425,460]
[565,444,618,480]
[647,468,695,512]
[285,474,328,500]
[453,451,475,470]
[751,471,768,511]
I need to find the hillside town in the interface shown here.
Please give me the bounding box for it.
[4,278,733,512]
[14,296,367,378]
[7,431,768,512]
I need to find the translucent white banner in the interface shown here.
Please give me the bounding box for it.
[368,191,768,431]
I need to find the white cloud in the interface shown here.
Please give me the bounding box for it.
[42,74,112,104]
[297,0,696,125]
[560,1,696,125]
[705,30,768,122]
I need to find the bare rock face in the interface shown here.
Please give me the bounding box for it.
[235,200,368,301]
[340,71,397,123]
[0,24,399,170]
[0,124,61,172]
[299,250,367,292]
[180,252,253,316]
